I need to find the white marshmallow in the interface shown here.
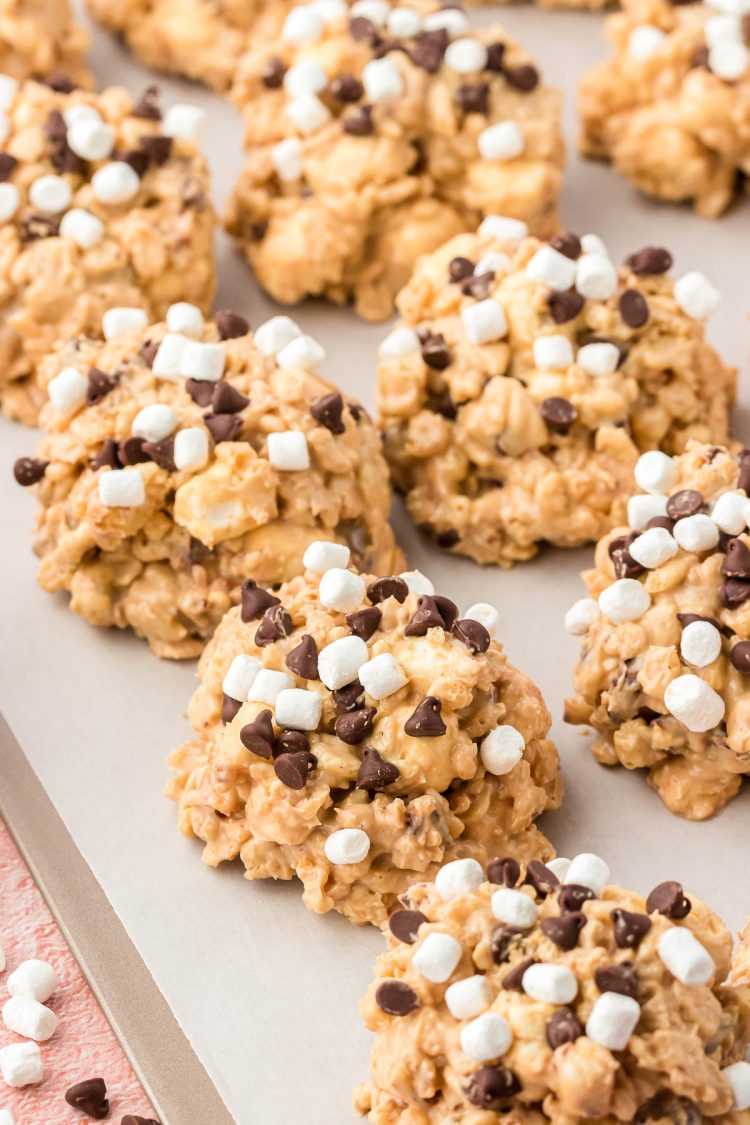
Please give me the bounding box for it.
[711,491,748,535]
[435,858,484,901]
[132,403,178,443]
[575,253,618,300]
[271,137,303,182]
[680,620,722,668]
[267,431,310,471]
[274,687,322,730]
[413,932,463,983]
[282,5,324,43]
[564,852,610,895]
[174,427,209,472]
[284,59,328,98]
[444,38,488,74]
[387,6,422,35]
[522,963,578,1005]
[581,233,609,257]
[628,24,667,59]
[255,315,302,356]
[461,299,507,344]
[460,1013,512,1062]
[7,961,57,1004]
[63,104,100,129]
[0,182,19,222]
[91,161,140,205]
[162,103,205,139]
[222,653,262,700]
[475,252,511,276]
[478,121,525,161]
[674,272,721,319]
[351,0,389,25]
[0,946,4,971]
[48,366,86,413]
[303,540,350,573]
[577,341,620,376]
[723,1061,750,1111]
[657,925,715,984]
[464,602,499,637]
[29,174,72,214]
[628,527,678,569]
[0,75,18,109]
[628,492,669,529]
[0,1108,15,1125]
[0,1042,43,1088]
[480,725,524,775]
[276,334,326,371]
[598,578,651,623]
[525,245,578,291]
[59,208,105,248]
[709,40,749,79]
[362,57,403,102]
[98,468,146,507]
[318,635,368,690]
[309,0,347,21]
[533,335,574,370]
[491,888,538,928]
[152,333,190,379]
[166,302,204,337]
[378,326,421,358]
[67,117,115,161]
[182,341,225,382]
[564,597,599,636]
[359,653,407,699]
[324,827,370,865]
[319,568,366,612]
[423,8,469,35]
[2,996,57,1042]
[546,857,572,881]
[664,673,725,732]
[249,668,294,706]
[586,992,640,1050]
[706,13,744,45]
[286,92,331,134]
[673,513,719,553]
[478,215,528,246]
[445,975,491,1020]
[102,306,148,340]
[399,570,435,596]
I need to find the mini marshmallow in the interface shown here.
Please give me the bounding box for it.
[628,24,667,59]
[324,827,370,865]
[445,975,491,1020]
[0,1108,15,1125]
[664,673,725,732]
[267,431,310,471]
[310,0,347,20]
[286,93,331,134]
[0,182,18,222]
[359,653,407,700]
[2,996,57,1042]
[628,492,669,530]
[533,335,574,370]
[182,341,225,382]
[174,427,209,472]
[282,5,324,43]
[564,597,599,636]
[48,366,86,413]
[399,570,434,596]
[7,961,57,1004]
[319,568,366,612]
[709,40,749,79]
[575,253,618,300]
[303,540,350,573]
[29,174,72,214]
[586,992,640,1050]
[480,725,524,775]
[673,513,720,553]
[67,117,115,161]
[674,272,721,319]
[491,888,538,928]
[711,491,748,535]
[271,137,303,181]
[464,602,499,637]
[705,14,744,46]
[387,6,422,35]
[98,468,146,507]
[255,315,303,356]
[657,926,714,984]
[0,74,18,109]
[249,669,294,706]
[413,932,463,983]
[274,687,323,731]
[162,103,205,139]
[444,38,488,74]
[351,0,389,24]
[723,1061,750,1111]
[318,635,368,690]
[59,208,105,249]
[132,403,178,443]
[478,120,525,161]
[63,104,100,128]
[284,59,328,98]
[0,1042,43,1088]
[681,620,722,668]
[91,161,140,205]
[362,57,403,102]
[102,306,148,340]
[478,215,528,246]
[460,1013,512,1062]
[525,245,578,291]
[0,946,4,971]
[166,302,204,337]
[577,341,620,376]
[522,963,578,1005]
[475,252,511,276]
[598,578,651,624]
[152,333,190,379]
[581,233,609,257]
[546,857,572,881]
[222,653,262,700]
[461,299,507,344]
[423,7,469,34]
[628,527,678,569]
[564,852,610,896]
[435,858,484,901]
[378,327,421,358]
[276,334,326,371]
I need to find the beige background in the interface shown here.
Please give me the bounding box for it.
[1,4,749,1122]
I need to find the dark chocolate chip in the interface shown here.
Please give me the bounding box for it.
[333,680,365,712]
[285,634,319,679]
[205,413,242,443]
[132,85,162,120]
[186,378,214,407]
[634,1092,701,1124]
[449,257,475,282]
[409,29,448,72]
[240,579,280,622]
[452,619,490,654]
[608,532,644,579]
[139,134,172,166]
[274,729,310,757]
[122,148,149,176]
[487,857,520,887]
[504,64,539,91]
[455,83,489,113]
[486,42,506,71]
[335,706,376,744]
[541,396,578,434]
[404,696,447,738]
[121,1117,161,1125]
[558,884,594,912]
[524,860,560,897]
[546,1008,583,1049]
[490,924,522,963]
[356,747,400,791]
[240,710,275,758]
[221,694,242,725]
[436,529,460,548]
[368,576,409,604]
[346,606,381,641]
[611,908,652,949]
[274,750,317,789]
[20,213,60,241]
[118,436,150,465]
[619,288,649,328]
[547,289,585,324]
[65,1077,110,1118]
[262,57,286,88]
[676,612,719,630]
[349,15,378,40]
[465,1066,521,1110]
[343,104,374,135]
[502,957,536,991]
[388,909,428,944]
[139,339,159,368]
[141,437,175,472]
[188,537,209,563]
[595,962,638,998]
[722,577,750,608]
[730,640,750,674]
[254,604,293,646]
[666,489,703,520]
[212,382,249,414]
[92,440,120,470]
[421,333,452,370]
[645,881,691,919]
[722,537,750,578]
[86,366,119,406]
[215,309,250,340]
[627,246,673,275]
[550,232,581,260]
[540,911,586,951]
[375,980,418,1016]
[311,391,346,434]
[738,450,750,494]
[40,71,78,93]
[461,272,494,300]
[13,457,48,486]
[646,516,675,532]
[329,74,364,101]
[0,153,17,181]
[405,595,458,636]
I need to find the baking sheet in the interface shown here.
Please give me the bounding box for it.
[2,4,750,1123]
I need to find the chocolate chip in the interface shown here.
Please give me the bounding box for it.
[0,153,17,181]
[142,437,175,472]
[65,1077,110,1118]
[730,640,750,674]
[343,104,374,135]
[405,595,458,636]
[546,1008,583,1049]
[240,579,280,622]
[409,29,448,72]
[186,378,214,407]
[254,604,293,646]
[737,450,750,494]
[645,880,691,919]
[550,232,581,260]
[504,64,539,91]
[502,956,536,991]
[608,532,644,579]
[275,730,310,757]
[13,457,48,486]
[139,134,172,166]
[558,884,594,912]
[627,246,673,275]
[20,213,60,241]
[356,747,400,791]
[455,82,490,113]
[274,750,317,789]
[121,1117,161,1125]
[118,436,150,465]
[634,1092,701,1124]
[541,396,578,434]
[676,612,719,630]
[375,980,418,1016]
[404,696,447,738]
[722,577,750,609]
[86,366,119,406]
[487,857,520,887]
[335,706,376,744]
[212,382,249,414]
[92,440,120,470]
[329,74,364,101]
[465,1065,521,1109]
[540,911,586,951]
[240,710,275,758]
[611,908,653,948]
[595,962,638,998]
[311,391,346,434]
[523,860,559,898]
[449,257,474,282]
[40,71,78,93]
[490,924,522,963]
[619,288,649,328]
[486,42,506,71]
[188,537,209,564]
[722,537,750,578]
[121,147,149,177]
[285,634,319,680]
[389,909,428,944]
[368,576,409,604]
[262,57,286,87]
[461,272,494,300]
[452,619,490,654]
[346,606,381,640]
[205,413,242,443]
[132,85,162,119]
[215,309,249,340]
[421,333,452,370]
[666,489,703,520]
[547,289,585,324]
[222,694,242,725]
[140,339,159,369]
[646,515,675,532]
[436,529,460,548]
[349,15,378,40]
[333,680,365,712]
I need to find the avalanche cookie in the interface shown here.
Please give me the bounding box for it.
[377,221,734,566]
[225,0,564,320]
[167,559,562,925]
[580,0,750,217]
[566,441,750,820]
[355,852,750,1122]
[14,310,400,658]
[0,80,215,424]
[0,0,90,87]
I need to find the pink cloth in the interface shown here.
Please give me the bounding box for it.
[0,817,157,1122]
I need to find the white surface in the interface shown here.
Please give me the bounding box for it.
[1,5,750,1123]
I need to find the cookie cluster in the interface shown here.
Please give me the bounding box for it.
[167,556,561,925]
[0,0,90,87]
[225,0,563,319]
[13,308,400,658]
[566,441,750,819]
[377,218,734,566]
[355,852,750,1122]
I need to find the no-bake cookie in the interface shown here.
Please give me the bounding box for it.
[377,221,735,567]
[0,1,90,87]
[0,80,215,424]
[355,851,750,1122]
[167,558,561,925]
[579,0,750,216]
[566,441,750,820]
[14,309,400,658]
[226,0,564,320]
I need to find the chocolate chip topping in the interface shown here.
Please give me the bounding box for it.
[524,860,559,897]
[627,246,673,275]
[490,924,523,964]
[285,634,319,679]
[240,579,280,622]
[262,57,286,87]
[595,962,638,998]
[332,680,365,712]
[221,694,242,725]
[504,64,539,91]
[666,489,703,520]
[254,604,293,646]
[215,309,250,339]
[461,271,494,300]
[487,857,520,887]
[20,213,61,241]
[335,706,376,744]
[619,288,649,328]
[186,378,214,407]
[92,440,120,470]
[65,1078,110,1119]
[141,437,175,472]
[546,1008,583,1049]
[274,750,317,789]
[646,515,675,532]
[139,339,159,368]
[0,153,17,181]
[465,1065,521,1109]
[132,85,162,119]
[404,696,447,737]
[550,232,581,260]
[611,908,652,949]
[212,382,249,414]
[609,532,645,579]
[356,747,400,791]
[540,911,586,951]
[722,537,750,578]
[121,1117,161,1125]
[388,908,428,944]
[409,29,448,72]
[329,74,364,102]
[349,14,378,40]
[558,884,595,912]
[86,366,119,406]
[452,619,490,654]
[449,257,474,282]
[646,880,691,919]
[486,42,506,71]
[676,612,719,630]
[546,289,585,324]
[730,640,750,674]
[375,979,418,1016]
[343,104,374,135]
[502,957,536,991]
[205,413,242,443]
[139,134,172,166]
[275,729,310,757]
[310,391,346,434]
[737,450,750,494]
[346,606,382,641]
[13,457,48,486]
[118,436,150,465]
[405,595,458,636]
[421,332,452,370]
[541,396,578,435]
[634,1092,701,1124]
[367,576,409,604]
[455,82,490,113]
[240,710,275,758]
[40,71,78,93]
